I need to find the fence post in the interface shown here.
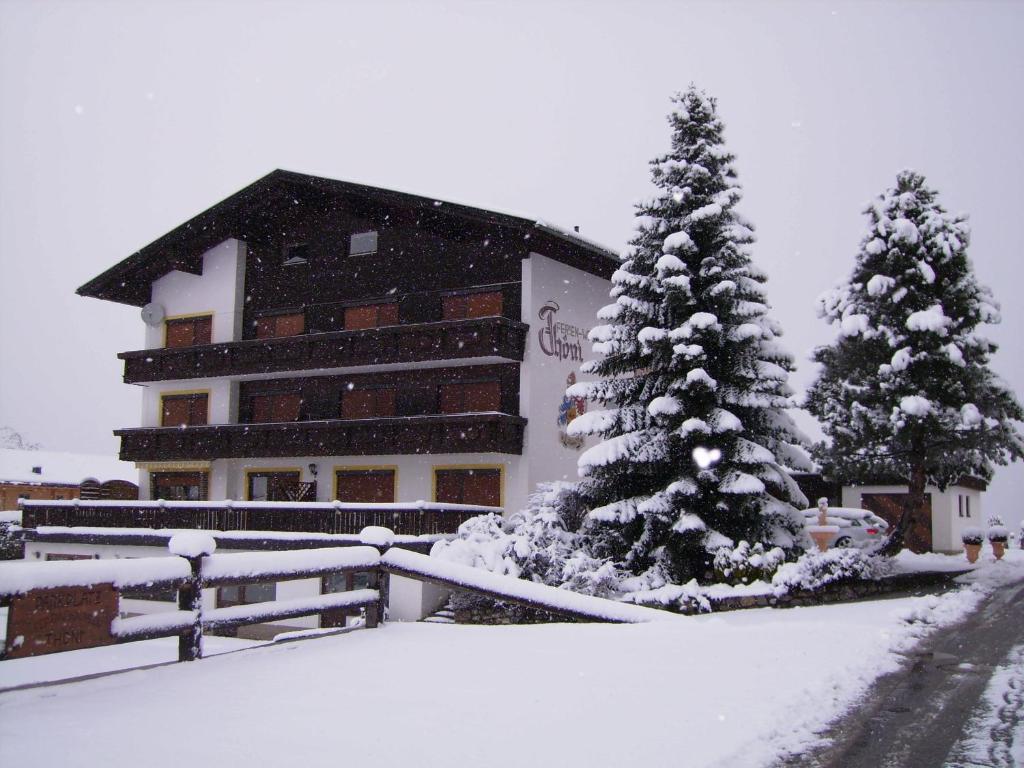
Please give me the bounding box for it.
[377,565,390,625]
[168,533,217,662]
[365,567,380,629]
[178,555,204,662]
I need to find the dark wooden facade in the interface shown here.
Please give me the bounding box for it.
[120,316,528,383]
[79,170,615,479]
[20,500,488,537]
[116,413,527,462]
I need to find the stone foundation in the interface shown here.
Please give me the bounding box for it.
[449,569,969,624]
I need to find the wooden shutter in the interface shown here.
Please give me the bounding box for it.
[466,291,502,318]
[256,317,275,339]
[251,395,272,423]
[188,394,209,425]
[271,393,301,422]
[463,381,501,411]
[342,390,376,418]
[275,313,304,337]
[256,313,304,338]
[439,384,464,414]
[434,471,464,504]
[336,470,395,503]
[374,389,396,417]
[442,295,468,320]
[344,303,399,330]
[193,316,213,344]
[463,470,501,507]
[161,397,191,426]
[435,469,500,507]
[344,305,378,330]
[165,319,195,348]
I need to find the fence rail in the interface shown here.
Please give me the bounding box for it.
[18,499,495,536]
[0,543,386,663]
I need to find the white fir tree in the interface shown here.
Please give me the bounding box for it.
[807,170,1023,554]
[567,87,810,584]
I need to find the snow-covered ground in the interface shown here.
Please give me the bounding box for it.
[0,631,266,688]
[0,550,1020,768]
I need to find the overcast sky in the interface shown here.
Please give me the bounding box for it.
[1,0,1022,526]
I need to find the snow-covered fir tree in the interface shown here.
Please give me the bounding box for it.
[567,87,810,584]
[806,170,1023,554]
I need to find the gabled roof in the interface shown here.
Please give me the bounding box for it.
[78,169,620,306]
[0,448,137,486]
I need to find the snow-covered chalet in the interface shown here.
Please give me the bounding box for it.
[76,170,615,523]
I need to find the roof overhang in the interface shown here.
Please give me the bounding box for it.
[78,170,620,307]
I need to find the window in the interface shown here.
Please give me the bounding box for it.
[965,496,971,518]
[343,303,398,330]
[282,243,309,266]
[217,582,276,608]
[442,291,503,320]
[335,469,396,503]
[250,392,302,423]
[247,471,302,502]
[958,495,964,518]
[256,312,305,339]
[165,315,212,348]
[349,230,378,256]
[435,468,501,507]
[341,388,396,419]
[151,471,208,501]
[161,393,209,427]
[45,554,92,561]
[439,381,501,413]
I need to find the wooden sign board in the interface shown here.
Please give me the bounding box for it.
[4,584,118,659]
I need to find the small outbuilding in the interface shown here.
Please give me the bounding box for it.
[794,472,986,554]
[0,448,138,511]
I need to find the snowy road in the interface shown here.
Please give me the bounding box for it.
[784,575,1024,768]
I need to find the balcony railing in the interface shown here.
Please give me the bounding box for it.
[115,413,527,461]
[19,499,496,537]
[119,317,528,383]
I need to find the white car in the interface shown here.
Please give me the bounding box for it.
[802,507,890,548]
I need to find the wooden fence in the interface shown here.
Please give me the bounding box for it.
[1,534,668,671]
[19,499,495,536]
[0,545,386,663]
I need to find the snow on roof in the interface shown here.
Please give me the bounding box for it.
[0,448,137,486]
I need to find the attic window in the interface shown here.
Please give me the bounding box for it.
[31,466,42,475]
[349,231,378,257]
[282,243,309,266]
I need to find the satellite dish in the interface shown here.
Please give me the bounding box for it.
[141,303,166,326]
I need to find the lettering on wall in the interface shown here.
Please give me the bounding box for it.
[537,301,587,363]
[4,584,118,659]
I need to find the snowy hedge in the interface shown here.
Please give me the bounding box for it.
[771,549,892,594]
[431,484,620,620]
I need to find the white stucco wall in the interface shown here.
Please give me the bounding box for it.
[519,252,611,513]
[216,452,524,508]
[145,238,247,348]
[387,574,447,621]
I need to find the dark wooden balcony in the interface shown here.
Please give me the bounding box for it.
[19,499,494,537]
[115,413,527,461]
[119,317,528,383]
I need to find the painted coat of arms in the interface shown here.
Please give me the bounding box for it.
[558,371,587,449]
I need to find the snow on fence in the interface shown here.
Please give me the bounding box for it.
[0,537,385,663]
[18,498,497,537]
[380,548,676,624]
[1,528,678,669]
